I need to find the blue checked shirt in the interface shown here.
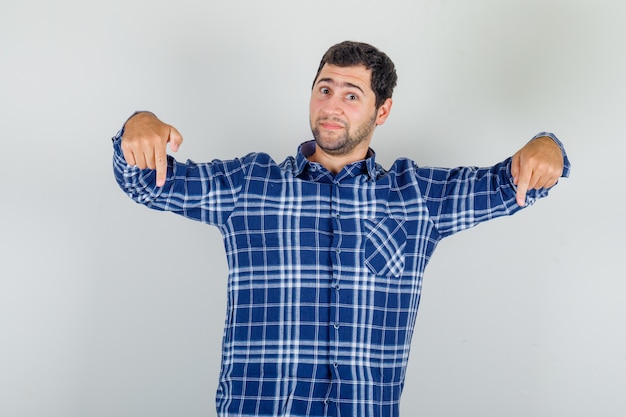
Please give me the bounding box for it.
[113,130,570,417]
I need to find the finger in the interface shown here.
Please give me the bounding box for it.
[515,166,532,206]
[123,149,137,166]
[133,152,147,170]
[169,126,183,152]
[539,167,561,189]
[120,138,137,166]
[529,170,559,191]
[543,176,559,189]
[144,149,156,170]
[155,149,168,187]
[536,175,558,190]
[510,153,520,185]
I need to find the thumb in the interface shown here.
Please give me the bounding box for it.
[168,126,184,152]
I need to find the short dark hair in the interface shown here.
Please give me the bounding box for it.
[313,41,398,109]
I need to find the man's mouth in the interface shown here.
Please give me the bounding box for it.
[318,119,346,130]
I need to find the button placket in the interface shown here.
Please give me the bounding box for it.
[329,183,342,392]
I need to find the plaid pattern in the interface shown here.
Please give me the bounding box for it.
[113,132,569,417]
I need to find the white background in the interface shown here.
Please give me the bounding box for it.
[1,1,624,416]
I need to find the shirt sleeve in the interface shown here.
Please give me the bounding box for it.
[417,132,571,238]
[111,128,247,227]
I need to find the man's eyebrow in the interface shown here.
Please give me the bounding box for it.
[316,77,365,94]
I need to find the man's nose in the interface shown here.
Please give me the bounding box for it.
[321,95,343,116]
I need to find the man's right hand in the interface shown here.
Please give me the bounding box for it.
[121,112,184,187]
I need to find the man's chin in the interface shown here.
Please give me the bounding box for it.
[316,142,356,157]
[315,136,345,152]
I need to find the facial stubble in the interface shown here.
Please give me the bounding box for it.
[311,113,377,157]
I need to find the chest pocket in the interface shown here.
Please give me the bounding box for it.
[363,217,407,277]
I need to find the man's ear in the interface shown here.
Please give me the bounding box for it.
[375,98,393,126]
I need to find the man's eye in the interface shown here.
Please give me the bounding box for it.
[346,94,357,100]
[320,87,330,94]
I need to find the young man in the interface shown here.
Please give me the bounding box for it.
[113,41,570,417]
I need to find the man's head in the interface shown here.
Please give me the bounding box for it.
[313,41,397,109]
[308,41,396,168]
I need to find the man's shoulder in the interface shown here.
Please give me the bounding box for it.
[377,157,418,178]
[234,151,299,177]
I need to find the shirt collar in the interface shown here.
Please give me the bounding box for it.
[294,140,380,181]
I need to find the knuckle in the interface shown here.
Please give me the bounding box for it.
[120,139,133,152]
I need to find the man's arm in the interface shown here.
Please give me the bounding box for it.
[511,133,569,206]
[416,132,570,237]
[121,111,184,187]
[112,112,249,226]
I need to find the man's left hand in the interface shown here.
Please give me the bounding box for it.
[511,136,564,206]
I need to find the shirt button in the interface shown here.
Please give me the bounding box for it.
[333,323,340,329]
[335,248,341,254]
[333,362,338,368]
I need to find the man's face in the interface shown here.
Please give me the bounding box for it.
[310,64,390,158]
